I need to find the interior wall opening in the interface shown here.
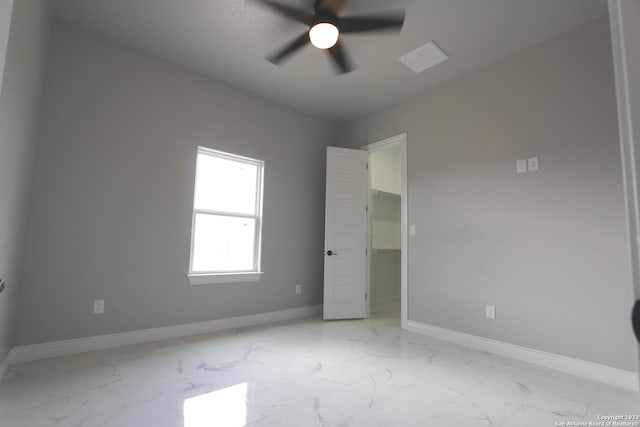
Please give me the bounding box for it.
[368,143,402,320]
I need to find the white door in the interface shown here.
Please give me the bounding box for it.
[323,147,368,320]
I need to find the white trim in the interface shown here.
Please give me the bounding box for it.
[363,133,409,330]
[193,209,257,220]
[0,351,10,384]
[608,0,640,382]
[407,320,640,392]
[8,305,321,365]
[187,272,263,285]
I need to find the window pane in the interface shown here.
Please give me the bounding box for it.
[194,154,258,215]
[191,214,256,273]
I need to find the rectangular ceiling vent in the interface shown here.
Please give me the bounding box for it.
[399,41,449,73]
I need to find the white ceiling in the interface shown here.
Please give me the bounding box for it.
[51,0,608,123]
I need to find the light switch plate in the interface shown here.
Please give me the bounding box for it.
[517,159,527,174]
[93,300,105,314]
[486,305,496,319]
[527,157,539,171]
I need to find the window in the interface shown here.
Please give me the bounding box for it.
[188,147,264,284]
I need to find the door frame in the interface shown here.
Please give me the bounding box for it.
[608,0,640,384]
[363,133,409,329]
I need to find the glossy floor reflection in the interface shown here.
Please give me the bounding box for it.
[0,301,638,426]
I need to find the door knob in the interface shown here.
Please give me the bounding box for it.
[325,250,337,256]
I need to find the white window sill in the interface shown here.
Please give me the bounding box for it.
[187,272,263,285]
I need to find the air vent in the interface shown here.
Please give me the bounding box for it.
[399,41,449,73]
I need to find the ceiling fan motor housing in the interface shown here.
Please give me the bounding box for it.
[314,0,343,15]
[312,10,339,28]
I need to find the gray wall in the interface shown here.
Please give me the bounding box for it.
[340,18,638,371]
[0,0,49,362]
[371,250,400,304]
[16,23,336,346]
[371,191,401,304]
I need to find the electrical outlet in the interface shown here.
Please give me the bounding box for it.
[295,284,302,294]
[486,305,496,319]
[410,224,417,236]
[527,156,539,171]
[93,299,105,314]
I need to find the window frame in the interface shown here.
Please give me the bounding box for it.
[187,147,264,285]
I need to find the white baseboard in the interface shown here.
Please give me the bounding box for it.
[407,320,639,392]
[9,305,322,366]
[0,350,10,384]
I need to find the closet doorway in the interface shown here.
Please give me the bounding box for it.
[365,134,408,329]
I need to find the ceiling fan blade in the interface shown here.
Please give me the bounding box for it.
[253,0,313,25]
[339,12,405,34]
[327,41,355,75]
[267,32,311,65]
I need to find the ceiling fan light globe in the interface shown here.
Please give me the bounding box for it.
[309,23,339,49]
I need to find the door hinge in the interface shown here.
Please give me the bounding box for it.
[365,293,368,300]
[365,248,368,255]
[365,204,368,212]
[366,162,369,170]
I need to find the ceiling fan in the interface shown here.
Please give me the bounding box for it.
[253,0,405,75]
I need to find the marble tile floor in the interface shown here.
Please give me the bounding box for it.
[0,305,638,427]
